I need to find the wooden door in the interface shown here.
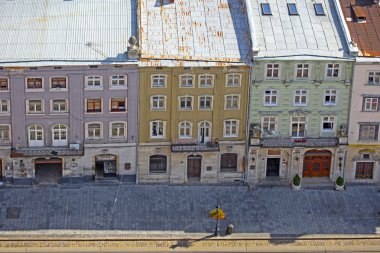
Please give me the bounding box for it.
[187,155,202,178]
[303,150,331,178]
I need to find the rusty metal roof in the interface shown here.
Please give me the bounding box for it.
[139,0,252,66]
[248,0,350,59]
[0,0,137,66]
[339,0,380,56]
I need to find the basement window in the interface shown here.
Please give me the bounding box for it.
[314,3,325,16]
[261,3,272,15]
[287,3,298,15]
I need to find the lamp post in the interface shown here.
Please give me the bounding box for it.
[215,204,220,236]
[209,203,225,237]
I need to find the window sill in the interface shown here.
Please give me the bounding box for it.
[151,108,166,111]
[25,89,44,92]
[26,113,44,115]
[109,87,128,90]
[324,103,336,106]
[263,104,278,107]
[84,87,103,91]
[49,88,68,92]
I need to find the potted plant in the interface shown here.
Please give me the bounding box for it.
[292,174,301,190]
[335,176,345,191]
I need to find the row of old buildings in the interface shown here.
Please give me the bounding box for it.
[0,0,379,186]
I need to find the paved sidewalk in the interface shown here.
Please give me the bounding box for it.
[0,184,379,236]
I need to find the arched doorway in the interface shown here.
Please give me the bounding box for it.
[34,157,63,184]
[187,155,202,179]
[303,149,332,178]
[95,155,117,178]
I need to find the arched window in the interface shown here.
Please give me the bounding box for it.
[28,124,44,147]
[179,121,192,139]
[52,124,67,146]
[149,155,167,173]
[198,121,211,143]
[220,153,238,172]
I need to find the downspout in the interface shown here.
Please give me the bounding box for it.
[135,68,140,184]
[244,65,253,183]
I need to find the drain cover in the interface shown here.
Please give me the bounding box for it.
[6,207,21,219]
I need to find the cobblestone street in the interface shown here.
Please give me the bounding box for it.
[0,184,379,236]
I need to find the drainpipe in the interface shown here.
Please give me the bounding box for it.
[135,69,140,184]
[244,65,254,183]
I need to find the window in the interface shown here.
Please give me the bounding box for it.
[220,153,238,172]
[314,3,325,15]
[179,121,192,139]
[180,75,194,88]
[359,124,378,141]
[322,116,335,132]
[199,96,213,110]
[261,3,272,15]
[110,98,126,112]
[199,121,211,143]
[51,100,67,113]
[199,74,214,87]
[265,64,280,79]
[294,90,308,106]
[110,122,126,139]
[52,124,67,146]
[326,64,340,78]
[86,122,102,140]
[151,96,166,110]
[295,64,309,79]
[85,76,102,89]
[224,120,239,137]
[324,90,337,105]
[355,162,374,179]
[26,77,43,90]
[28,124,44,147]
[50,77,67,90]
[264,90,278,106]
[287,3,298,15]
[0,78,9,91]
[150,120,165,138]
[291,116,307,138]
[110,75,127,89]
[364,98,379,112]
[368,72,380,85]
[225,95,240,109]
[226,74,241,86]
[27,100,43,114]
[149,155,167,173]
[179,96,193,110]
[151,75,167,88]
[0,125,10,142]
[0,100,9,114]
[262,116,277,135]
[86,98,102,113]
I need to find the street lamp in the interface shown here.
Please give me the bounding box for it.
[209,203,225,237]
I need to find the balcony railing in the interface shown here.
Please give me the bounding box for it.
[11,146,84,157]
[171,141,220,152]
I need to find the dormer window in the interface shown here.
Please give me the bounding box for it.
[287,3,298,15]
[351,4,367,23]
[261,3,272,15]
[314,3,325,16]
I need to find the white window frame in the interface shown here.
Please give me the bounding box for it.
[321,116,335,132]
[225,94,240,110]
[151,74,167,88]
[295,63,310,79]
[261,116,277,135]
[359,124,379,141]
[151,95,166,111]
[224,119,239,138]
[85,122,103,140]
[84,76,103,90]
[179,74,195,88]
[326,63,340,78]
[51,99,68,114]
[52,124,68,146]
[294,90,308,106]
[324,89,337,106]
[50,76,68,91]
[226,73,242,87]
[110,97,127,113]
[364,97,379,112]
[110,121,127,139]
[265,63,280,79]
[198,121,212,143]
[367,71,380,85]
[110,75,128,89]
[178,121,192,139]
[264,90,278,106]
[198,74,214,88]
[290,116,307,138]
[178,95,193,111]
[25,77,44,92]
[198,95,213,110]
[0,124,11,142]
[28,124,44,147]
[85,98,102,114]
[0,78,9,92]
[26,100,44,114]
[0,100,10,114]
[150,120,166,139]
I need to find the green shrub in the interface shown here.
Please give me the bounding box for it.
[336,176,344,186]
[293,174,301,186]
